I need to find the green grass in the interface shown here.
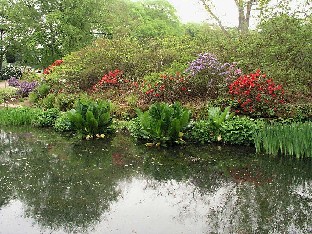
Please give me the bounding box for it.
[254,122,312,158]
[0,107,41,126]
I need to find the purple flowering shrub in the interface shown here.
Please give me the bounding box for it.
[8,77,38,97]
[7,77,20,87]
[185,53,241,98]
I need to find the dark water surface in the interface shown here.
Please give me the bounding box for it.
[0,127,311,234]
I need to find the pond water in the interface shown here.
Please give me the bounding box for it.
[0,127,311,234]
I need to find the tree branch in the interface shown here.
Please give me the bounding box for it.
[199,0,230,36]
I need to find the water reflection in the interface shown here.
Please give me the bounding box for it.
[0,127,311,233]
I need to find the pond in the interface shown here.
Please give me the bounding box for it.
[0,126,311,234]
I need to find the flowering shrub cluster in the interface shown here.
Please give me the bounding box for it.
[8,77,38,97]
[143,73,190,103]
[229,70,285,116]
[43,59,64,75]
[185,53,241,98]
[91,69,128,92]
[185,53,241,84]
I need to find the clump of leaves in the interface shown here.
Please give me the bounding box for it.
[32,108,60,127]
[54,111,73,132]
[68,99,113,139]
[129,102,191,146]
[186,106,234,143]
[220,116,264,145]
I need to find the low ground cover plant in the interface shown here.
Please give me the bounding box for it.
[220,116,264,145]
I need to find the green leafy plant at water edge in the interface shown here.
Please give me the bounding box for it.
[0,107,42,126]
[54,111,73,132]
[185,120,215,144]
[254,122,312,158]
[220,116,264,145]
[32,108,60,127]
[207,106,234,130]
[68,99,113,138]
[185,106,234,144]
[131,102,191,145]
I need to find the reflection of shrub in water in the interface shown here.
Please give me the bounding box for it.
[1,129,128,233]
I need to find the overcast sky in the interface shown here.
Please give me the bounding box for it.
[155,0,310,28]
[167,0,238,25]
[132,0,311,28]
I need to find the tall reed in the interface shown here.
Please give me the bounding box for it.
[254,122,312,158]
[0,107,41,126]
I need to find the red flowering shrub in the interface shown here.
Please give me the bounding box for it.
[43,60,64,74]
[143,73,190,103]
[229,70,285,116]
[91,69,128,92]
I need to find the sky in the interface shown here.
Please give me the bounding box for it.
[154,0,310,28]
[166,0,238,25]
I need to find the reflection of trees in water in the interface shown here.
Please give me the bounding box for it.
[141,145,312,233]
[0,128,134,233]
[1,127,312,233]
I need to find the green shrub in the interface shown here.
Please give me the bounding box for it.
[68,99,113,138]
[54,93,77,111]
[185,120,215,144]
[54,111,73,132]
[281,103,312,122]
[45,36,200,93]
[220,116,264,145]
[32,108,60,127]
[254,122,312,158]
[29,83,51,104]
[0,66,22,80]
[232,14,311,98]
[20,71,42,82]
[0,107,41,126]
[0,87,18,104]
[185,106,235,144]
[130,102,191,145]
[39,93,56,109]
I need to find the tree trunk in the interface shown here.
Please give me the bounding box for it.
[235,0,256,34]
[0,29,4,76]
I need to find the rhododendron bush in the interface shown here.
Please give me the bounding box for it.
[229,70,285,117]
[43,60,64,75]
[185,53,241,99]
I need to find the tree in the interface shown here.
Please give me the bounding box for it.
[2,0,102,68]
[1,0,183,68]
[198,0,274,34]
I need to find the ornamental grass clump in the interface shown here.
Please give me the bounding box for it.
[0,107,41,126]
[254,122,312,158]
[129,102,191,146]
